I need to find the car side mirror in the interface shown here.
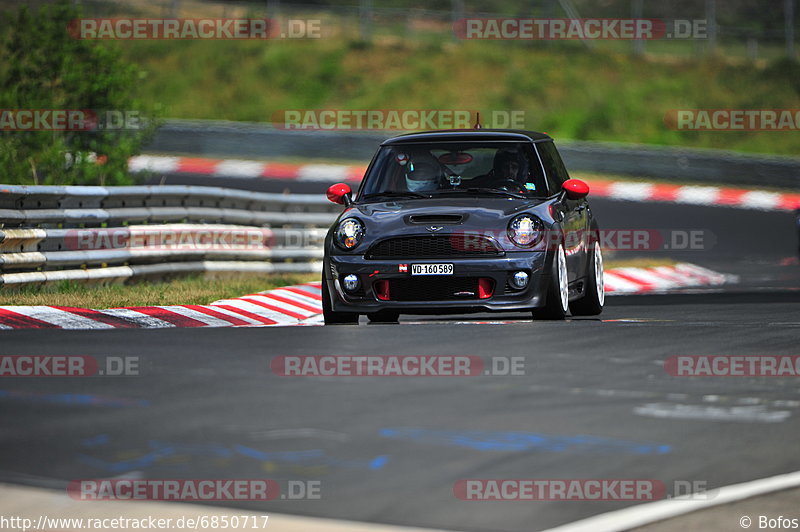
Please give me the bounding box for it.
[562,179,590,200]
[326,183,352,206]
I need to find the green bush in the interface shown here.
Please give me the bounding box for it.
[0,0,157,185]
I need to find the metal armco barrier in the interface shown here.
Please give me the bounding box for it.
[0,185,337,287]
[146,120,800,189]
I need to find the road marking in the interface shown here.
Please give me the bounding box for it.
[542,469,800,532]
[633,403,791,423]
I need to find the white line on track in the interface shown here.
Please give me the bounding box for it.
[542,470,800,532]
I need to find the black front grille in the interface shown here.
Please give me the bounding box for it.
[366,236,501,259]
[407,214,465,225]
[387,277,481,301]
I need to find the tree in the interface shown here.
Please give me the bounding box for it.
[0,1,157,185]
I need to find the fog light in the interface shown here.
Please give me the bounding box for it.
[511,271,529,289]
[342,274,360,292]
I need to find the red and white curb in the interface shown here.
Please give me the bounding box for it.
[0,283,323,330]
[129,155,365,182]
[0,264,733,329]
[129,155,800,212]
[603,262,735,294]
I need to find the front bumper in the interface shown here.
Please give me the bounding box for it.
[324,252,550,314]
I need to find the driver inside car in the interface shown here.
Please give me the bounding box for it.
[404,156,444,193]
[495,151,521,181]
[483,149,532,193]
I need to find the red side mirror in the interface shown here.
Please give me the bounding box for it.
[326,183,352,205]
[562,179,590,200]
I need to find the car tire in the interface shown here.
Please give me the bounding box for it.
[367,310,400,323]
[322,276,359,325]
[570,241,605,316]
[532,243,569,320]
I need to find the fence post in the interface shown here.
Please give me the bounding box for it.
[746,37,759,61]
[359,0,373,41]
[632,0,645,56]
[451,0,464,42]
[786,0,796,60]
[705,0,717,53]
[267,0,281,19]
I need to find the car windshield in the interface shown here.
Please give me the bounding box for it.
[358,141,549,200]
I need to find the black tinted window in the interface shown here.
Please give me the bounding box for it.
[359,141,549,199]
[536,141,570,192]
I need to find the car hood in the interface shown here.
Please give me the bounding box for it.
[350,196,547,225]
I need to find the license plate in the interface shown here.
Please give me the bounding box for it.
[411,263,453,276]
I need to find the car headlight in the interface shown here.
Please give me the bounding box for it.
[507,214,543,248]
[334,218,365,250]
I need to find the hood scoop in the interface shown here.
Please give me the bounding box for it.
[406,214,466,225]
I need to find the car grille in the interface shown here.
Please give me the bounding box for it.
[387,277,483,301]
[365,235,502,259]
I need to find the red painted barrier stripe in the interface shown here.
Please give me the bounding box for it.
[779,193,800,211]
[182,305,253,326]
[0,308,61,328]
[261,293,321,313]
[262,163,303,179]
[649,184,682,202]
[240,298,308,320]
[215,305,278,325]
[124,307,208,328]
[346,167,366,182]
[715,189,749,206]
[50,307,141,328]
[604,271,656,291]
[278,286,323,301]
[177,158,223,174]
[588,180,613,197]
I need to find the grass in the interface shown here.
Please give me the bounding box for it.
[2,2,799,160]
[604,257,678,269]
[0,273,318,308]
[114,37,800,157]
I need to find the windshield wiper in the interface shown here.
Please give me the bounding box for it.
[362,191,430,200]
[434,188,528,200]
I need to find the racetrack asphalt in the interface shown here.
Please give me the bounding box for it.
[0,177,798,531]
[0,290,798,531]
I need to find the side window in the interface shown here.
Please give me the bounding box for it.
[536,141,570,194]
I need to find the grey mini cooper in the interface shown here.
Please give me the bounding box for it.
[321,129,604,324]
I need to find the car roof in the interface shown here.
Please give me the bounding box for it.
[381,129,552,145]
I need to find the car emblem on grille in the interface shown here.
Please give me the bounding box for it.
[426,226,444,232]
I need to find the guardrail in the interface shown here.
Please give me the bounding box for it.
[0,185,338,288]
[146,120,800,189]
